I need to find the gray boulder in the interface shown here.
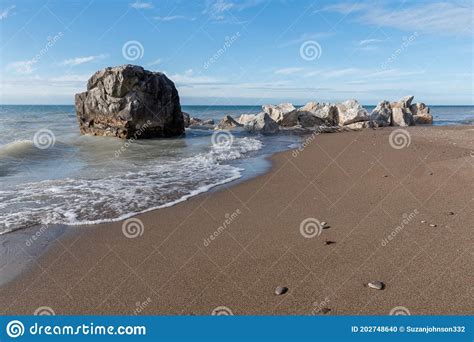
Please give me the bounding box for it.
[188,117,214,129]
[215,115,243,130]
[369,101,392,127]
[391,95,414,109]
[75,65,184,139]
[298,112,326,128]
[237,114,257,125]
[392,107,415,126]
[280,110,300,127]
[262,103,296,123]
[410,103,433,124]
[243,112,279,134]
[336,99,369,125]
[298,102,338,126]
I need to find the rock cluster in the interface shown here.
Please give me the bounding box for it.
[75,65,184,139]
[205,95,433,133]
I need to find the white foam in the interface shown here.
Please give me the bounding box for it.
[0,136,263,233]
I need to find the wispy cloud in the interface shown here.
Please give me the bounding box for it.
[170,69,220,86]
[358,38,384,46]
[154,15,195,21]
[7,60,37,74]
[202,0,265,20]
[325,2,473,36]
[61,54,107,66]
[0,5,15,20]
[274,67,304,75]
[278,32,333,48]
[130,1,153,9]
[146,58,162,67]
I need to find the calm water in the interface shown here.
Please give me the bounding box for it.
[0,104,472,234]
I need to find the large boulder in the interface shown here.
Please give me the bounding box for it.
[75,65,184,139]
[391,95,414,109]
[410,103,433,124]
[262,103,296,123]
[369,101,392,127]
[336,99,369,125]
[242,112,279,134]
[215,115,243,130]
[237,114,257,125]
[298,112,326,128]
[298,102,338,126]
[392,107,415,126]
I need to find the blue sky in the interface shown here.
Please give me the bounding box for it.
[0,0,473,105]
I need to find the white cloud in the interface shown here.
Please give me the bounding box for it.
[154,15,194,21]
[325,2,473,36]
[170,69,220,85]
[7,60,37,74]
[61,54,107,66]
[0,5,15,20]
[358,38,384,46]
[274,67,304,75]
[130,1,153,9]
[203,0,235,19]
[146,58,162,67]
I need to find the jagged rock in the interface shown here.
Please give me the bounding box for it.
[369,101,392,127]
[237,114,257,125]
[182,112,191,127]
[298,102,338,126]
[410,103,433,124]
[298,112,326,128]
[75,65,184,139]
[188,117,214,129]
[280,110,300,127]
[391,95,414,109]
[392,107,415,126]
[336,99,369,125]
[262,103,296,123]
[215,115,243,130]
[242,112,279,134]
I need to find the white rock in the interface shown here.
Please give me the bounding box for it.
[262,103,296,123]
[369,101,392,127]
[298,102,338,126]
[243,112,279,134]
[336,99,369,126]
[392,107,415,126]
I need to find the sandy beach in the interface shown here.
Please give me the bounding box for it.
[1,126,472,315]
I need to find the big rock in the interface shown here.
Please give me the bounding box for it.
[336,99,369,125]
[215,115,243,130]
[262,103,296,123]
[75,65,184,139]
[242,112,279,134]
[410,103,433,124]
[392,107,415,126]
[298,102,338,126]
[369,101,392,127]
[391,95,414,109]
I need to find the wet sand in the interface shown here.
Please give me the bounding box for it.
[1,126,473,315]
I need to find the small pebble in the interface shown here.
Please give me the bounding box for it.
[319,308,331,314]
[324,240,336,245]
[448,211,455,216]
[321,222,330,229]
[429,172,434,175]
[421,220,427,224]
[429,224,437,227]
[367,281,384,290]
[275,286,288,295]
[383,175,388,178]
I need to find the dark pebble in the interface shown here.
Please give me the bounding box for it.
[275,286,288,295]
[367,281,385,290]
[324,240,336,245]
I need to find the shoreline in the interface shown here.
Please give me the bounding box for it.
[1,125,473,315]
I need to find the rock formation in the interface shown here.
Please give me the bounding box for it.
[75,65,184,139]
[215,115,243,130]
[336,99,369,126]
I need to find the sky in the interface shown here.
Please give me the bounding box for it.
[0,0,473,105]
